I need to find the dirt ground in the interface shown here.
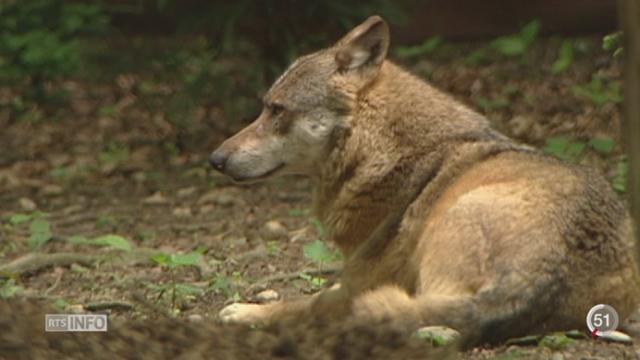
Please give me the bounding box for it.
[1,36,639,359]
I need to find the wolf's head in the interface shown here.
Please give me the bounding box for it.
[209,16,390,182]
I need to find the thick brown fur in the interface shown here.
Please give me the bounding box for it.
[210,15,640,346]
[0,299,449,360]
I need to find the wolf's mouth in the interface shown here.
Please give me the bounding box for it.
[231,163,285,183]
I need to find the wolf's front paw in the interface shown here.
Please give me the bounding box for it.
[219,303,266,324]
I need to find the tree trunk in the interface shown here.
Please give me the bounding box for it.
[619,0,640,271]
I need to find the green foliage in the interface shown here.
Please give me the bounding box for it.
[149,250,204,311]
[0,279,23,299]
[612,156,628,193]
[491,20,540,57]
[572,75,623,107]
[474,96,510,111]
[552,40,573,74]
[150,0,409,66]
[538,333,573,350]
[395,36,443,60]
[266,241,280,256]
[298,273,327,290]
[303,240,340,265]
[0,0,108,94]
[69,234,133,252]
[151,252,201,269]
[589,137,615,154]
[29,219,52,249]
[544,137,614,162]
[602,31,623,58]
[205,270,243,301]
[7,212,52,249]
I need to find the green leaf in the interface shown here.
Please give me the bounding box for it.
[602,32,622,51]
[589,138,614,154]
[151,253,170,266]
[552,40,573,74]
[539,333,573,350]
[170,252,201,267]
[29,219,50,233]
[491,20,540,57]
[303,239,338,264]
[492,36,527,56]
[612,157,628,193]
[9,214,32,224]
[395,36,443,60]
[28,219,52,249]
[91,234,132,252]
[544,137,586,162]
[0,279,23,299]
[67,235,90,244]
[174,283,204,296]
[520,20,541,42]
[28,230,52,249]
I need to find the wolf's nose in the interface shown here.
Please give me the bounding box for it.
[209,150,228,173]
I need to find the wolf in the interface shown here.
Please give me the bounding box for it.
[209,15,640,345]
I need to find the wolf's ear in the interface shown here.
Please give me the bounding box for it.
[335,15,389,72]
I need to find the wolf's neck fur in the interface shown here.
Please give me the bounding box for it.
[313,62,524,258]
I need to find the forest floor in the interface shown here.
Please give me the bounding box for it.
[0,34,638,359]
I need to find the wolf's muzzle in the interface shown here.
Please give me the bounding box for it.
[209,149,229,173]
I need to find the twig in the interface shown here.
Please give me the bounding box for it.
[85,301,134,312]
[0,252,102,276]
[248,266,340,290]
[43,271,63,296]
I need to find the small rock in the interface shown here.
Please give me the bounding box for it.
[551,352,564,360]
[177,186,197,198]
[41,184,63,196]
[256,289,279,303]
[198,190,235,207]
[19,197,37,211]
[143,192,168,205]
[62,204,84,215]
[199,204,215,215]
[598,330,633,344]
[172,207,192,218]
[415,326,461,346]
[187,314,203,322]
[261,220,288,240]
[68,304,85,314]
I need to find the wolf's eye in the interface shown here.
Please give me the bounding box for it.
[270,103,285,117]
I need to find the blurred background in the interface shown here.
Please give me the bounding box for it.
[0,2,636,358]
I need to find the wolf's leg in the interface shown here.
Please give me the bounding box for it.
[351,272,562,346]
[219,283,350,324]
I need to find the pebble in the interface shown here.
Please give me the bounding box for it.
[177,186,197,198]
[68,304,85,314]
[261,220,288,240]
[597,330,633,344]
[143,192,168,205]
[187,314,203,322]
[198,190,234,207]
[172,207,192,218]
[41,184,63,196]
[19,197,37,211]
[551,353,564,360]
[256,289,279,303]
